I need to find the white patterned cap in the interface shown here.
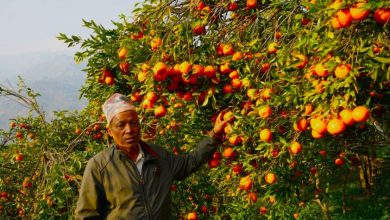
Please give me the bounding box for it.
[102,93,136,124]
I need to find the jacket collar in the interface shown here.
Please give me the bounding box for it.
[114,141,158,163]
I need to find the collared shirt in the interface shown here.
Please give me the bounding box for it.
[135,145,144,174]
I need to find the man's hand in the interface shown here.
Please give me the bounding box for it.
[210,108,232,138]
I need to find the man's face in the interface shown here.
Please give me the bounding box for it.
[108,110,141,149]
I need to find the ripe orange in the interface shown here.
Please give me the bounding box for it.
[311,130,325,139]
[152,62,167,76]
[223,147,234,159]
[248,192,257,203]
[326,118,346,135]
[310,118,327,134]
[219,63,232,74]
[267,42,279,54]
[150,38,162,50]
[192,64,204,76]
[223,84,233,94]
[290,142,302,154]
[261,88,273,100]
[264,173,276,184]
[352,106,370,123]
[105,76,115,85]
[335,157,345,166]
[314,63,329,77]
[187,212,197,220]
[260,129,272,142]
[224,123,233,134]
[304,104,313,115]
[259,106,272,119]
[339,109,355,126]
[119,61,130,74]
[331,9,352,29]
[154,105,167,117]
[259,206,267,214]
[239,176,252,190]
[230,79,241,89]
[247,88,258,100]
[228,135,242,146]
[223,44,234,56]
[145,91,158,103]
[118,47,127,59]
[179,61,192,75]
[295,54,308,69]
[294,118,308,132]
[232,52,243,61]
[246,0,257,9]
[75,127,82,135]
[374,8,390,24]
[334,64,351,79]
[350,2,370,21]
[229,70,239,79]
[22,177,32,189]
[204,65,216,78]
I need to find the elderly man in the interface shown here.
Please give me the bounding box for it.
[75,93,227,219]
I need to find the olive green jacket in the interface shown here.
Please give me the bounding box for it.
[75,136,220,220]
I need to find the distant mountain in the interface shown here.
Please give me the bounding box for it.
[0,51,87,129]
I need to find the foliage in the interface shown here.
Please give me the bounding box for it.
[2,0,390,219]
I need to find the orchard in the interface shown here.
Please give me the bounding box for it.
[1,0,390,219]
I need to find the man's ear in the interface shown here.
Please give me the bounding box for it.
[107,125,113,137]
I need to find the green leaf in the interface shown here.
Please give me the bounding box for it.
[373,57,390,64]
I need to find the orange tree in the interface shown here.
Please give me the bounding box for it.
[1,0,389,219]
[56,0,389,218]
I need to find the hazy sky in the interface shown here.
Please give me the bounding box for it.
[0,0,141,56]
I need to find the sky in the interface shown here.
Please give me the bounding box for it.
[0,0,141,56]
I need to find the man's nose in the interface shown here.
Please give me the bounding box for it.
[124,123,134,133]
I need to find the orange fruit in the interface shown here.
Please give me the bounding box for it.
[187,212,197,220]
[294,118,308,132]
[304,104,313,115]
[150,38,162,50]
[339,109,355,126]
[152,62,167,76]
[267,42,279,54]
[228,135,242,146]
[232,51,243,61]
[352,106,370,123]
[261,88,273,100]
[334,64,351,79]
[311,130,325,139]
[179,61,192,75]
[326,118,346,135]
[290,142,302,154]
[350,2,370,21]
[204,65,216,78]
[259,106,272,119]
[229,70,239,79]
[223,44,234,56]
[264,173,276,184]
[310,118,327,134]
[335,157,345,166]
[118,47,128,59]
[223,147,234,158]
[374,8,390,24]
[192,64,204,76]
[219,62,232,74]
[260,129,272,142]
[239,176,253,190]
[246,0,257,9]
[314,63,329,77]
